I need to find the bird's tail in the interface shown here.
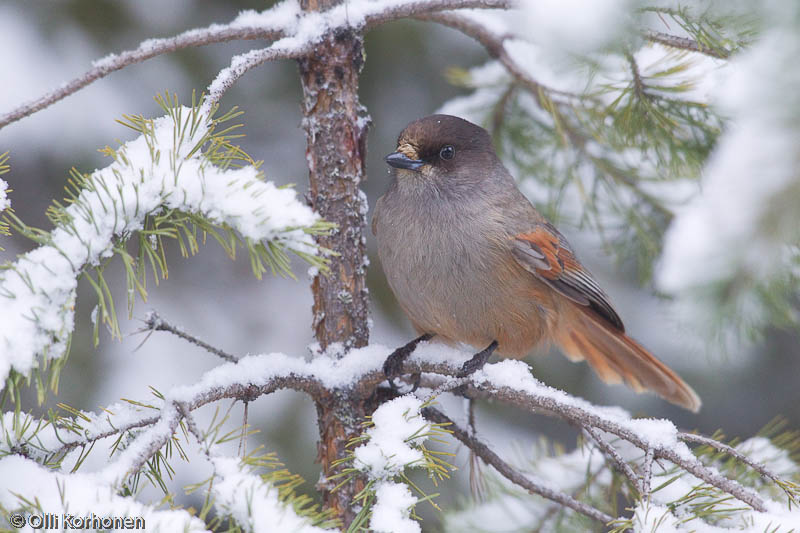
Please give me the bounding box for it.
[555,305,701,412]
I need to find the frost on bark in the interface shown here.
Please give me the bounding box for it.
[297,0,372,524]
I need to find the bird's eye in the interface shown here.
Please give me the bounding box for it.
[439,145,455,160]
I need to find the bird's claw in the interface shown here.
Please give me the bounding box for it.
[456,340,499,378]
[382,334,433,394]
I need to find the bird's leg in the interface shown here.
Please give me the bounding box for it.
[383,333,435,391]
[457,340,499,378]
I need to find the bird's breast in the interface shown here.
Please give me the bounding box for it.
[374,191,551,355]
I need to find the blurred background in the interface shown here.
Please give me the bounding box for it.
[1,0,798,528]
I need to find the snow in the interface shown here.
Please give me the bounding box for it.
[473,359,630,419]
[233,1,302,31]
[353,395,427,478]
[0,5,137,152]
[630,44,728,104]
[0,401,162,464]
[656,21,800,333]
[0,455,207,532]
[4,337,800,531]
[168,344,388,404]
[503,39,593,94]
[472,360,699,461]
[632,502,682,532]
[519,0,632,54]
[0,178,8,212]
[444,442,609,531]
[0,106,320,386]
[735,437,798,479]
[369,481,420,533]
[211,455,332,533]
[630,498,800,532]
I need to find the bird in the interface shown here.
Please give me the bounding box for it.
[372,114,701,412]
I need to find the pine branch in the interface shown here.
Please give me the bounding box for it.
[140,310,238,363]
[452,374,768,512]
[6,369,325,464]
[640,447,655,499]
[203,45,311,112]
[354,351,776,513]
[0,0,512,131]
[96,375,326,483]
[0,25,284,130]
[643,29,731,59]
[364,0,513,29]
[422,406,616,526]
[584,426,643,495]
[0,100,327,388]
[678,432,798,502]
[416,11,585,102]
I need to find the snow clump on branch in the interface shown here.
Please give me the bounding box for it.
[0,105,321,387]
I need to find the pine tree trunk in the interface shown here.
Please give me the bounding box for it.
[297,0,372,525]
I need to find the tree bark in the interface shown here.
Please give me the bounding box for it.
[297,0,372,526]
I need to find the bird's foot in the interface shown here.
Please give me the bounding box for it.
[457,340,499,378]
[383,333,434,393]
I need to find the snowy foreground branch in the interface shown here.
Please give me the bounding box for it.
[0,103,326,387]
[3,338,797,531]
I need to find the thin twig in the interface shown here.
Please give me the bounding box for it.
[532,463,611,533]
[642,29,730,59]
[177,402,205,444]
[584,426,642,495]
[415,12,585,102]
[0,25,285,130]
[102,375,324,480]
[238,401,250,457]
[678,432,790,492]
[422,406,615,526]
[364,0,514,29]
[465,397,487,500]
[641,448,655,499]
[203,45,310,112]
[625,51,649,102]
[142,310,238,362]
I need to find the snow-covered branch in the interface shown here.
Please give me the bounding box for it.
[0,23,285,130]
[423,406,615,525]
[642,29,731,59]
[418,11,585,102]
[656,13,800,342]
[446,359,769,512]
[0,0,512,130]
[0,362,332,532]
[3,336,798,530]
[204,45,311,112]
[0,103,325,387]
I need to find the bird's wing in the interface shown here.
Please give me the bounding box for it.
[511,224,625,332]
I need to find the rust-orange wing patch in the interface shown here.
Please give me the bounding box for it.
[512,224,625,332]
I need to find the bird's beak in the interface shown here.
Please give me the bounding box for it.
[385,151,424,171]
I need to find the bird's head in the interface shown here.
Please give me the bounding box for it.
[385,115,499,191]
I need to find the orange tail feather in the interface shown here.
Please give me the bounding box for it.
[556,305,701,412]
